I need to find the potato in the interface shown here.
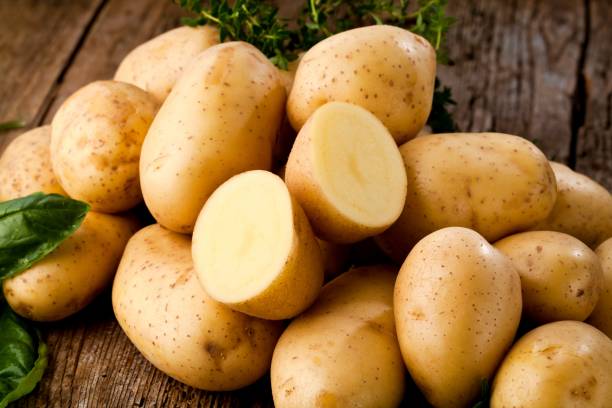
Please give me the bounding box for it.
[140,42,286,233]
[587,238,612,337]
[317,238,349,281]
[192,170,324,320]
[285,102,407,243]
[531,162,612,248]
[113,224,282,391]
[51,80,158,213]
[395,227,522,407]
[495,231,603,323]
[3,212,138,321]
[0,126,65,200]
[114,26,219,104]
[271,266,405,407]
[376,133,558,262]
[288,25,436,144]
[278,52,303,95]
[491,321,612,407]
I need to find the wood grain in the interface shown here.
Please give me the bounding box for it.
[0,0,105,150]
[576,0,612,189]
[438,0,585,162]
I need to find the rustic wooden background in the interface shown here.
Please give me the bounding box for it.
[0,0,610,406]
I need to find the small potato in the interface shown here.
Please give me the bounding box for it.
[0,126,65,200]
[271,266,405,408]
[376,133,557,262]
[192,170,324,320]
[587,238,612,337]
[395,227,522,408]
[495,231,603,323]
[491,321,612,408]
[531,162,612,248]
[114,25,219,104]
[3,212,138,321]
[285,102,407,243]
[140,42,286,233]
[51,80,158,213]
[288,25,436,144]
[113,225,282,391]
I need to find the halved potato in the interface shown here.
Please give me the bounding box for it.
[192,170,324,320]
[285,102,407,243]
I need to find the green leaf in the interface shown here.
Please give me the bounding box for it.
[427,78,457,133]
[0,121,25,132]
[0,193,90,280]
[0,302,48,408]
[471,378,490,408]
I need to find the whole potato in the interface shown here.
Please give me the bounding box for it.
[114,25,220,104]
[3,212,138,321]
[288,25,436,144]
[51,80,158,213]
[113,224,282,391]
[531,162,612,248]
[140,42,286,233]
[495,231,603,323]
[587,238,612,337]
[491,321,612,407]
[395,227,522,408]
[377,133,558,262]
[271,266,405,408]
[0,126,65,200]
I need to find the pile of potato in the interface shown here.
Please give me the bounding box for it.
[1,23,611,407]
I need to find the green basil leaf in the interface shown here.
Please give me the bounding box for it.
[0,193,90,280]
[0,302,48,408]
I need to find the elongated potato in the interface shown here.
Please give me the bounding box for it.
[3,212,138,321]
[531,162,612,247]
[51,80,158,213]
[491,321,612,407]
[140,42,286,233]
[587,238,612,337]
[271,266,405,407]
[395,227,522,407]
[377,133,557,262]
[115,25,220,103]
[285,102,407,243]
[113,225,282,391]
[192,170,323,320]
[288,25,436,144]
[0,126,65,200]
[495,231,603,323]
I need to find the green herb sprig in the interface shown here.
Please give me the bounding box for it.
[0,121,25,132]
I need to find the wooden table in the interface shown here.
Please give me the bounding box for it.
[1,0,610,406]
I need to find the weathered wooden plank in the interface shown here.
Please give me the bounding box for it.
[576,0,612,189]
[40,0,184,123]
[0,0,106,150]
[438,0,585,162]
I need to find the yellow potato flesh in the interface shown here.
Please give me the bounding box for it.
[286,102,407,243]
[192,170,323,320]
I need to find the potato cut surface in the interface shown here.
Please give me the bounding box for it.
[193,170,323,320]
[286,102,407,243]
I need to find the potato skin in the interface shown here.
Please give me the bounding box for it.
[495,231,603,323]
[0,126,65,200]
[271,266,405,408]
[587,238,612,337]
[51,80,158,213]
[140,42,286,233]
[288,25,436,144]
[113,224,282,390]
[377,133,557,262]
[3,212,138,321]
[114,25,219,103]
[491,321,612,408]
[531,162,612,248]
[395,227,522,408]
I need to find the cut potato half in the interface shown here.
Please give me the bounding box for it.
[192,170,324,320]
[285,102,407,243]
